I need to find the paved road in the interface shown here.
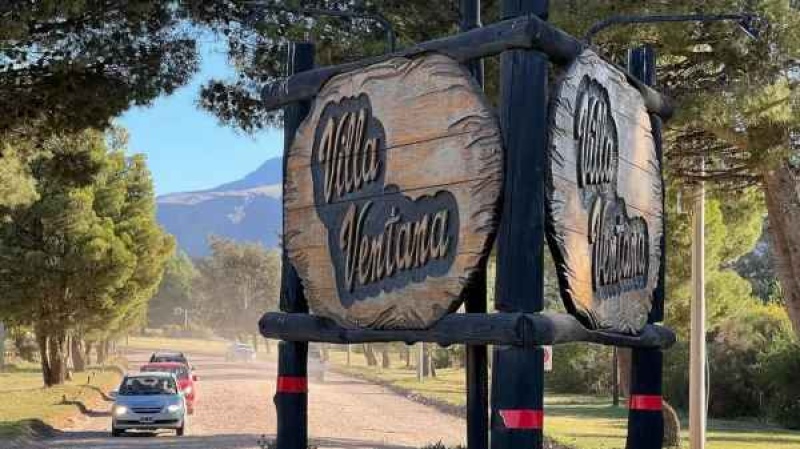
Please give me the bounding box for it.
[39,349,464,449]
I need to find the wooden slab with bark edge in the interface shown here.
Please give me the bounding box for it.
[284,53,503,329]
[547,49,664,334]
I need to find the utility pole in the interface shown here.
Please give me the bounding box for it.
[690,165,706,449]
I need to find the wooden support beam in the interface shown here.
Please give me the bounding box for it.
[259,14,672,119]
[625,44,666,449]
[259,312,676,349]
[460,1,489,448]
[491,2,548,447]
[275,41,314,449]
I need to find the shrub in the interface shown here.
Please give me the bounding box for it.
[663,340,690,410]
[706,305,792,418]
[759,340,800,429]
[545,343,612,395]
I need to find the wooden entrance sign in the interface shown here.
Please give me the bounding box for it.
[547,49,664,334]
[284,54,503,329]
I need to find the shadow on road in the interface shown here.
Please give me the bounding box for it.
[45,431,421,449]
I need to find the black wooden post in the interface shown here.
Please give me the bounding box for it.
[276,41,314,449]
[491,1,549,448]
[625,45,665,449]
[460,1,488,448]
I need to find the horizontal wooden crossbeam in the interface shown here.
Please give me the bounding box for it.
[260,14,673,120]
[259,311,676,349]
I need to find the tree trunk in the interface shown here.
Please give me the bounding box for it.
[662,400,681,448]
[762,165,800,337]
[251,334,259,352]
[381,344,391,369]
[363,344,378,366]
[0,322,6,372]
[97,340,108,365]
[264,339,271,354]
[36,330,52,386]
[71,337,86,372]
[405,345,411,368]
[617,348,632,398]
[84,340,94,366]
[45,330,67,386]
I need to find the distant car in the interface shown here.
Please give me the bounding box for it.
[149,351,190,367]
[308,344,328,382]
[225,343,256,362]
[111,372,187,437]
[140,362,198,414]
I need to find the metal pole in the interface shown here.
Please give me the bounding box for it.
[690,165,707,449]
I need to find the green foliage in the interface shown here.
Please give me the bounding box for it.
[0,129,171,385]
[759,339,800,428]
[147,252,198,328]
[0,2,198,134]
[192,236,280,337]
[545,343,612,395]
[707,304,793,418]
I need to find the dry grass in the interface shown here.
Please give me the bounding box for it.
[327,347,800,449]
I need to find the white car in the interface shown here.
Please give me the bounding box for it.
[110,372,187,436]
[225,343,257,362]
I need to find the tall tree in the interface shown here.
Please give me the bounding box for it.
[0,129,170,385]
[147,252,197,329]
[193,237,280,339]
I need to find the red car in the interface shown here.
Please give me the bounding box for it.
[139,362,198,414]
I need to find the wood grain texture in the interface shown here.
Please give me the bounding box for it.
[284,54,503,329]
[547,49,664,334]
[259,311,677,349]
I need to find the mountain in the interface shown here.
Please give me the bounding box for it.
[156,157,283,257]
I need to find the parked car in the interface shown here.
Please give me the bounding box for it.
[225,343,256,362]
[139,362,198,414]
[110,372,187,437]
[149,351,190,367]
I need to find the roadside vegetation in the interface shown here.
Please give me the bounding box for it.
[0,359,124,439]
[327,347,800,449]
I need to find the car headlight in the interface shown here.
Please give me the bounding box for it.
[183,386,192,395]
[167,404,182,413]
[113,405,128,416]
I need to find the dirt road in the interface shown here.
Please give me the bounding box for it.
[39,349,465,449]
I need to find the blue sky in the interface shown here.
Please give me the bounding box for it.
[118,40,283,196]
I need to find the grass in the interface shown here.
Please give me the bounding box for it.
[123,335,231,355]
[123,335,277,360]
[0,360,122,439]
[326,348,800,449]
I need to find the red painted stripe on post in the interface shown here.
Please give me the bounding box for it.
[498,409,543,429]
[277,376,307,393]
[629,394,662,411]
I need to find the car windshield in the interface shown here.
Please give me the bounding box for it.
[141,366,189,380]
[119,376,177,396]
[152,355,186,364]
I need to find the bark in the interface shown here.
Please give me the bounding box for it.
[363,344,378,366]
[617,348,632,398]
[381,344,391,369]
[38,328,67,387]
[97,340,108,365]
[662,400,681,447]
[762,165,800,337]
[84,340,94,366]
[405,345,411,368]
[36,330,52,386]
[71,337,86,372]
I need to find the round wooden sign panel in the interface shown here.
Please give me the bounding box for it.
[284,54,502,329]
[547,50,664,334]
